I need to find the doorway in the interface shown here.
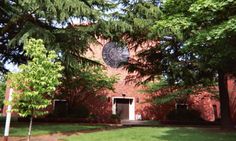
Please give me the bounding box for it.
[112,97,135,120]
[116,99,130,120]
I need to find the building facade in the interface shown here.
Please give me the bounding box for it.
[75,38,235,122]
[2,38,236,123]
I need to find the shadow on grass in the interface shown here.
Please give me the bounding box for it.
[62,127,236,141]
[151,127,236,141]
[1,122,108,137]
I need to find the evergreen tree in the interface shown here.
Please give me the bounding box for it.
[0,0,115,72]
[154,0,236,129]
[123,0,236,129]
[58,62,117,114]
[96,0,162,43]
[0,0,118,109]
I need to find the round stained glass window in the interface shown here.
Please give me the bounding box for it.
[102,42,129,68]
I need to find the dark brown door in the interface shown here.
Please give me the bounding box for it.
[116,99,129,120]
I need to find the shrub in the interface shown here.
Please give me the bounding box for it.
[166,108,203,122]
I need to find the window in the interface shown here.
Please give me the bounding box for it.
[175,103,188,111]
[102,42,129,68]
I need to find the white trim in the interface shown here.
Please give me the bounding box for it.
[53,99,67,111]
[112,97,135,120]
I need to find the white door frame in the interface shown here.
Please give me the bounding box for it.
[112,97,135,120]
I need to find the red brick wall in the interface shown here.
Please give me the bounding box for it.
[2,38,236,123]
[84,40,236,121]
[188,92,220,121]
[79,39,168,120]
[227,78,236,122]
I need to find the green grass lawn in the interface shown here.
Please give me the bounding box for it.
[0,122,104,136]
[62,127,236,141]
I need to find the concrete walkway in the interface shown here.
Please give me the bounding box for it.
[121,120,160,126]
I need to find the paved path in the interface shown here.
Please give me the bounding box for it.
[0,132,81,141]
[121,120,160,126]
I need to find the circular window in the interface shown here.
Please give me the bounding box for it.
[102,42,129,68]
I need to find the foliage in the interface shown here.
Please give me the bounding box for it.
[7,38,63,118]
[0,78,6,109]
[97,0,162,43]
[68,104,90,118]
[152,0,236,76]
[123,0,234,87]
[62,63,117,92]
[153,89,193,105]
[143,78,218,105]
[0,0,115,73]
[155,0,236,128]
[123,0,236,128]
[166,109,203,122]
[142,78,169,93]
[58,63,117,113]
[0,0,118,117]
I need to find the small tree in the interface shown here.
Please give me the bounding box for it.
[7,38,63,141]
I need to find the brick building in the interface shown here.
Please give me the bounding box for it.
[2,38,236,123]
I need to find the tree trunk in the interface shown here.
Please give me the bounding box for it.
[27,117,33,141]
[218,70,234,129]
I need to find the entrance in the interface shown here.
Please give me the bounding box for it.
[116,99,130,120]
[112,97,135,120]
